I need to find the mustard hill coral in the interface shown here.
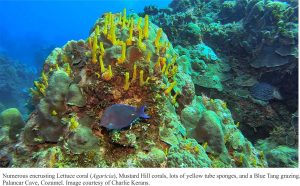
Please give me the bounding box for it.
[0,108,25,142]
[9,9,266,168]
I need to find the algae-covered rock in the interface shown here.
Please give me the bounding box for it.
[0,108,25,141]
[138,147,166,167]
[159,127,179,146]
[0,150,12,167]
[167,139,211,168]
[159,98,187,146]
[196,43,220,63]
[23,70,82,144]
[266,146,298,168]
[175,71,195,108]
[65,126,99,154]
[175,44,226,91]
[194,110,229,162]
[67,83,86,107]
[180,97,205,136]
[256,141,299,168]
[110,130,137,147]
[45,48,63,66]
[228,129,246,151]
[35,98,65,143]
[193,74,223,91]
[47,70,71,112]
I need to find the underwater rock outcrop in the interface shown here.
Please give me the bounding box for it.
[5,9,268,168]
[256,139,298,167]
[175,44,229,91]
[144,0,298,168]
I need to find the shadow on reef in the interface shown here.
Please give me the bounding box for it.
[0,9,270,168]
[142,0,298,167]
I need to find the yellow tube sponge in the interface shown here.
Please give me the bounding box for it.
[30,88,40,97]
[99,55,106,73]
[88,37,92,49]
[138,30,146,52]
[117,42,126,64]
[34,81,41,89]
[34,81,46,96]
[55,63,60,71]
[40,88,46,97]
[103,14,109,36]
[108,14,116,44]
[154,57,161,71]
[145,77,150,84]
[110,24,116,45]
[132,63,137,82]
[102,65,113,81]
[161,57,166,66]
[92,35,98,64]
[126,18,134,46]
[118,12,122,25]
[92,52,97,64]
[95,72,101,79]
[165,56,177,76]
[65,63,71,76]
[143,15,149,39]
[146,52,151,63]
[95,25,100,36]
[41,72,48,86]
[121,42,126,60]
[122,8,127,29]
[155,43,161,54]
[164,81,177,95]
[137,17,142,30]
[161,64,167,74]
[99,42,105,55]
[154,28,162,48]
[170,65,178,78]
[69,115,79,131]
[139,70,144,86]
[167,42,171,48]
[124,72,130,91]
[172,91,180,104]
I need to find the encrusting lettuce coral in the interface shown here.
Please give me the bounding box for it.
[1,9,267,168]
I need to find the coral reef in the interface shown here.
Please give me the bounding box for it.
[144,0,298,167]
[1,9,268,168]
[0,55,36,118]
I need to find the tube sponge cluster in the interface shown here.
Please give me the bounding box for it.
[20,9,194,168]
[86,9,179,102]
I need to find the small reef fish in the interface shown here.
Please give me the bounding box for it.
[250,82,282,101]
[100,104,150,130]
[129,9,135,14]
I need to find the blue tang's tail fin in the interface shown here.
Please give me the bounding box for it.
[137,105,150,119]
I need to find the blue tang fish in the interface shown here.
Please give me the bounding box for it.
[100,104,150,130]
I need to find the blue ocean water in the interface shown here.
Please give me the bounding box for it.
[0,0,171,67]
